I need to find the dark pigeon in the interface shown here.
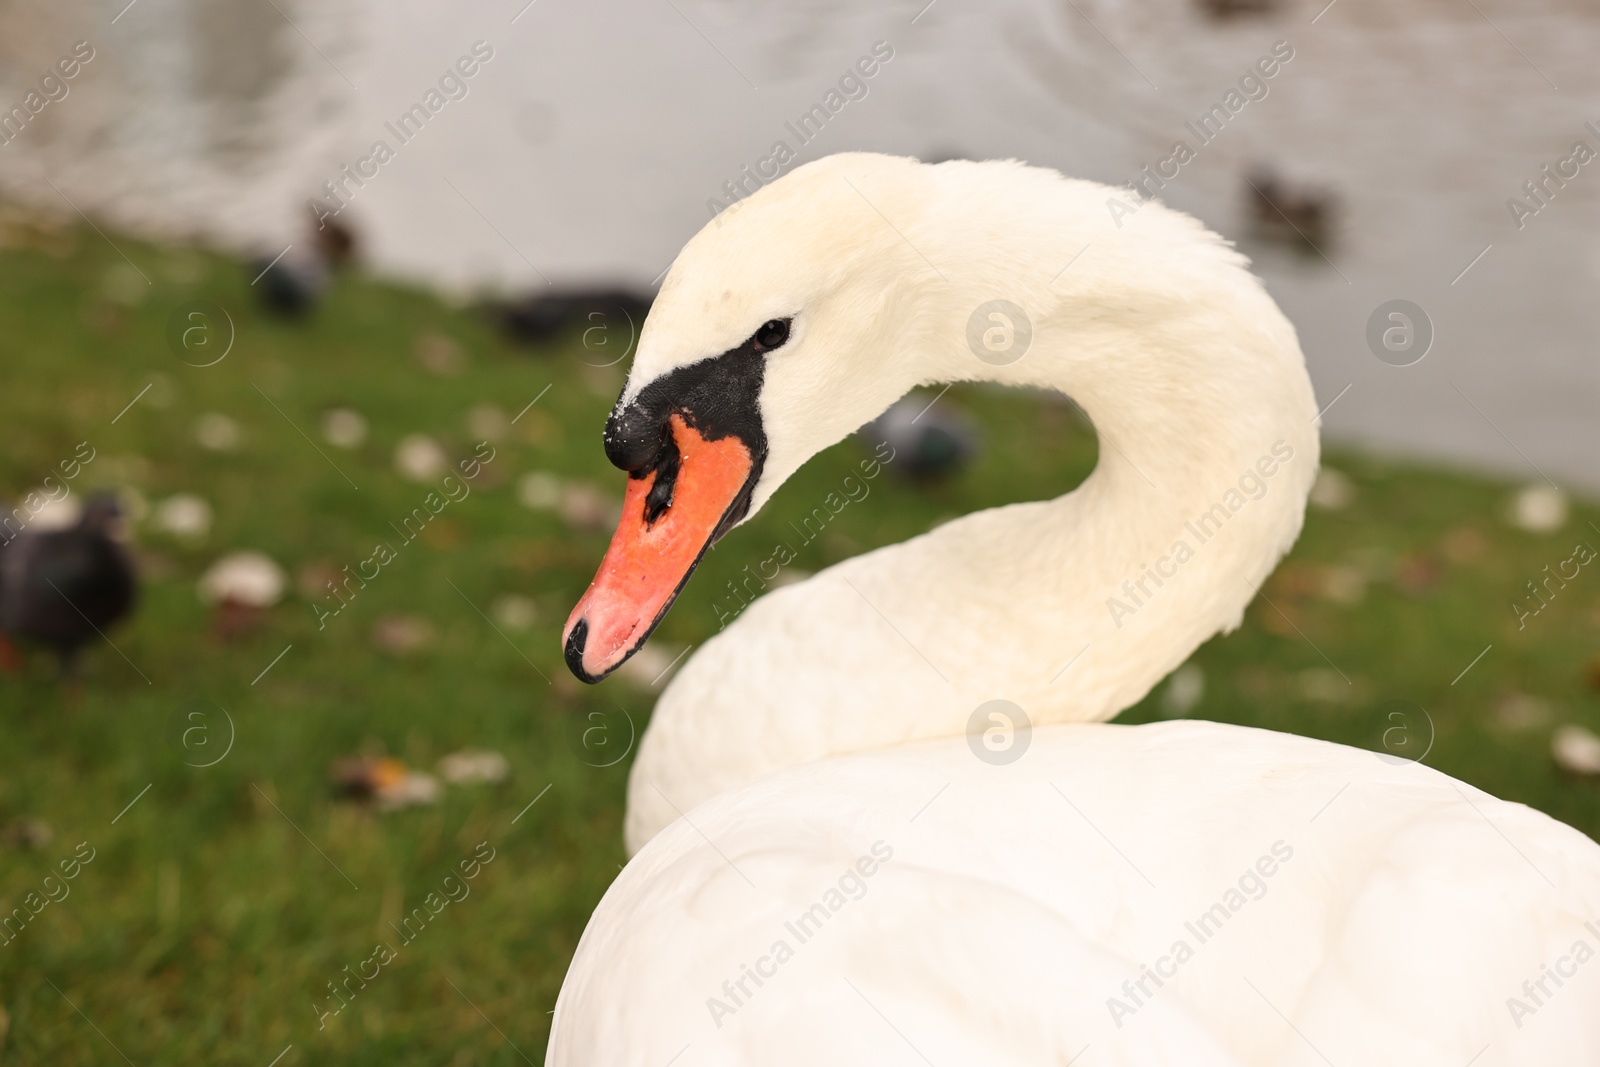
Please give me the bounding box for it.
[0,494,137,675]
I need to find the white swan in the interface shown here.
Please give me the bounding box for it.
[551,153,1600,1064]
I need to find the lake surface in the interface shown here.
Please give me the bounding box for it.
[3,0,1597,489]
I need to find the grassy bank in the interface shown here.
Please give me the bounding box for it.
[0,219,1596,1065]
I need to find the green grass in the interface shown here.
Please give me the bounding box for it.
[0,218,1597,1064]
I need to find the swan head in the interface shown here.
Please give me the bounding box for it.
[563,153,939,682]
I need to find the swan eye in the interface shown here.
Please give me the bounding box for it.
[752,318,790,351]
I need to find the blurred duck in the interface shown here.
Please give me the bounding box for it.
[250,245,329,318]
[861,393,976,482]
[250,208,359,319]
[1197,0,1276,17]
[0,494,136,675]
[313,214,359,268]
[494,288,652,347]
[1246,166,1337,251]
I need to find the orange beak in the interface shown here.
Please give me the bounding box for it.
[562,414,755,682]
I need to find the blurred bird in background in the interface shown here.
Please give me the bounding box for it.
[862,393,978,483]
[1245,165,1338,251]
[493,287,652,349]
[0,493,137,678]
[249,212,360,319]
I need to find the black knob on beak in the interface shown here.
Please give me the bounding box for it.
[603,401,667,474]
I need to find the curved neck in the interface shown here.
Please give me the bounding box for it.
[626,177,1320,852]
[898,219,1320,715]
[860,173,1322,711]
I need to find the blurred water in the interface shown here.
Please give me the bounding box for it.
[2,0,1596,489]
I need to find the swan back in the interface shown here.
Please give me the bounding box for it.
[557,722,1600,1066]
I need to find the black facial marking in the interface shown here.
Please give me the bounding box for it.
[641,430,680,525]
[572,323,785,683]
[602,327,773,537]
